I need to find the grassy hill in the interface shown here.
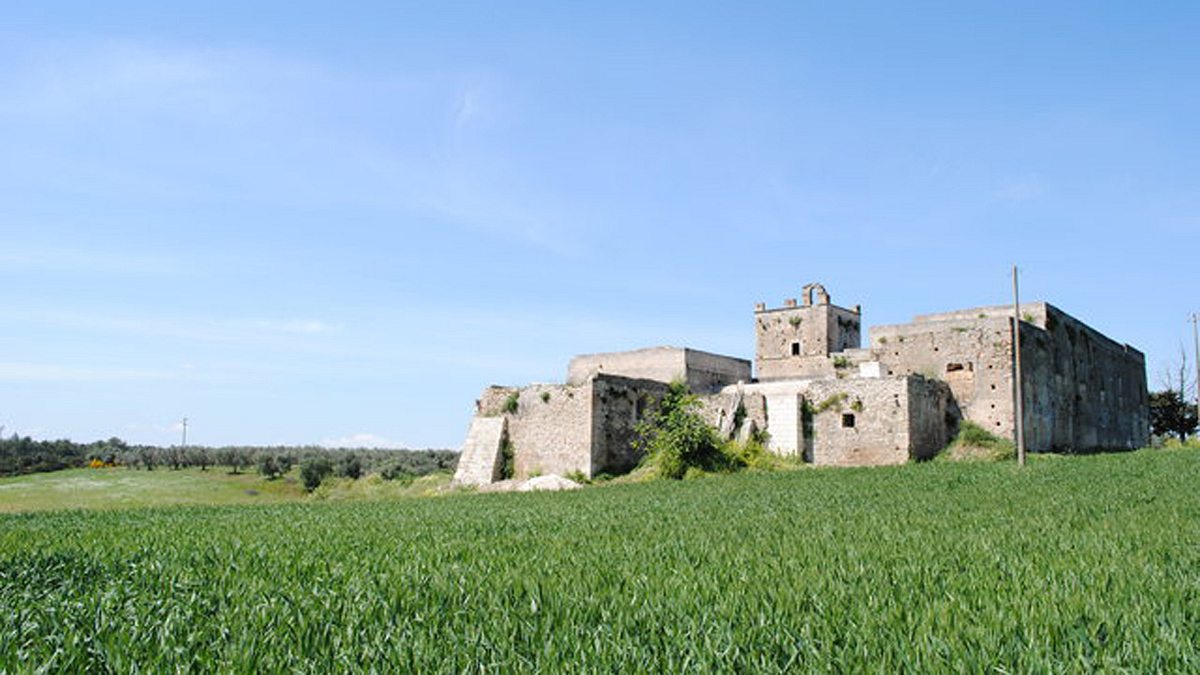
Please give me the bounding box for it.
[2,449,1198,670]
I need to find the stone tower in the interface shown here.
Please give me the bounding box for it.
[754,283,862,381]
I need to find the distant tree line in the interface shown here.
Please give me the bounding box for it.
[0,434,457,480]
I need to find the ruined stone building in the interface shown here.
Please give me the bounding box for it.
[454,284,1149,485]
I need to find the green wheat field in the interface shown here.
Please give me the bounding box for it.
[2,450,1198,672]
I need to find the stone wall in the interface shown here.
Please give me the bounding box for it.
[567,347,749,393]
[804,378,914,466]
[726,380,815,456]
[471,375,674,480]
[476,383,593,479]
[458,287,1148,483]
[754,300,861,381]
[682,349,752,392]
[870,302,1148,452]
[590,376,670,475]
[1019,305,1148,451]
[871,315,1016,439]
[697,388,768,442]
[907,376,959,460]
[567,347,684,387]
[453,416,507,485]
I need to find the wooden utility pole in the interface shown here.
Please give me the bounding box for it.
[1192,314,1200,431]
[1013,265,1026,467]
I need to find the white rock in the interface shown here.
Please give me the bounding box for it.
[516,474,583,492]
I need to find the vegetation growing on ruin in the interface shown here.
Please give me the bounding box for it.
[2,449,1198,671]
[731,401,747,432]
[832,356,853,369]
[502,392,520,414]
[634,383,785,479]
[813,392,848,413]
[498,438,515,480]
[940,420,1016,461]
[634,382,737,479]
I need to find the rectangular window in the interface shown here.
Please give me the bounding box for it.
[842,413,855,428]
[791,342,800,356]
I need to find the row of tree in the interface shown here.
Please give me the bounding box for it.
[0,434,457,480]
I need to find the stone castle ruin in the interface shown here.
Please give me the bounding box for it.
[454,284,1149,485]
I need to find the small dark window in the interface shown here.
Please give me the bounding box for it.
[791,342,800,356]
[842,413,856,428]
[946,363,964,372]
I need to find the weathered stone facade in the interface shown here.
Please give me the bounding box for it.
[568,347,750,393]
[453,284,1148,486]
[755,283,863,381]
[466,375,671,481]
[870,303,1147,452]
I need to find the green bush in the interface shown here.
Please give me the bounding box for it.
[636,382,741,480]
[724,434,783,471]
[499,439,514,480]
[335,454,364,480]
[300,457,334,491]
[380,463,415,481]
[564,469,590,485]
[503,392,520,414]
[946,420,1015,461]
[258,455,281,480]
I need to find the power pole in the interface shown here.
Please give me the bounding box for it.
[1013,265,1026,467]
[181,417,188,448]
[1192,314,1200,434]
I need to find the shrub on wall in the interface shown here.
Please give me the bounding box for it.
[499,438,515,480]
[503,392,520,414]
[941,421,1015,461]
[635,382,741,479]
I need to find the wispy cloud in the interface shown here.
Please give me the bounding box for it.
[250,319,332,335]
[320,432,407,449]
[452,86,484,130]
[0,362,176,382]
[0,40,224,118]
[11,309,338,344]
[995,174,1046,202]
[0,244,185,276]
[0,39,586,256]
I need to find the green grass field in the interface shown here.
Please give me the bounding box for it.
[0,467,451,513]
[2,450,1198,671]
[0,467,305,513]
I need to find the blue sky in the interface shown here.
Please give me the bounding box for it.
[3,1,1197,448]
